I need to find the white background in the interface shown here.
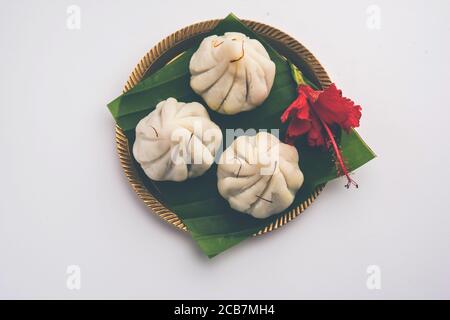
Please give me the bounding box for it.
[1,0,449,299]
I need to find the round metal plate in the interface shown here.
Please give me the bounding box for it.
[115,19,331,235]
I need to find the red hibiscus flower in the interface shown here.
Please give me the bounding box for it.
[281,84,362,188]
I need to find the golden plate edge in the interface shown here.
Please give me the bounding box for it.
[115,19,332,236]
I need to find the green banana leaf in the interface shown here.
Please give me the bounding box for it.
[107,14,376,258]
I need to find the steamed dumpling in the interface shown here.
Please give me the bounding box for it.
[217,132,304,219]
[189,32,276,115]
[133,98,222,182]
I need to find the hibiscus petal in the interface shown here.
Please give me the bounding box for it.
[342,104,362,132]
[307,113,325,147]
[286,117,311,140]
[299,84,320,101]
[281,90,309,123]
[313,83,362,131]
[295,96,310,121]
[281,98,298,123]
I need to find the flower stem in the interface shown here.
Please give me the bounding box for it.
[319,119,358,189]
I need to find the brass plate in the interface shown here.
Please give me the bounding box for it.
[115,19,331,235]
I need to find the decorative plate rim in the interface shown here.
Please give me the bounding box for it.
[115,18,331,236]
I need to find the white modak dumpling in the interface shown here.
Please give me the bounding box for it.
[189,32,276,115]
[217,132,304,219]
[133,98,222,182]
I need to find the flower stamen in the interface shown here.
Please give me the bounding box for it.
[319,118,358,189]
